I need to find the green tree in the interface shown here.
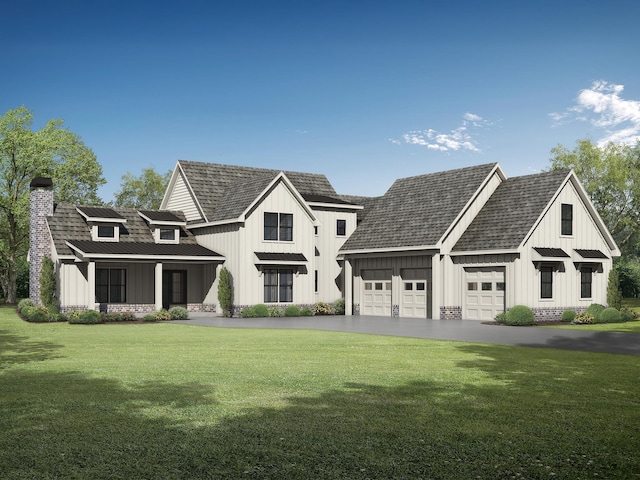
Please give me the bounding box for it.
[39,256,56,308]
[615,259,640,298]
[217,267,233,317]
[607,268,623,309]
[549,139,640,252]
[0,106,104,304]
[112,168,172,209]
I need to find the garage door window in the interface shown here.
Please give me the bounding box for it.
[482,282,492,291]
[468,282,477,291]
[416,282,425,291]
[404,283,413,290]
[496,282,505,291]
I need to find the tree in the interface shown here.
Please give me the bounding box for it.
[549,139,640,253]
[217,267,233,317]
[0,106,105,303]
[39,257,56,308]
[112,168,172,210]
[607,268,622,310]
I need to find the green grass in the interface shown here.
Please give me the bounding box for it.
[541,319,640,332]
[1,305,639,479]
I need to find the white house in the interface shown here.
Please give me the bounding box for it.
[29,161,619,321]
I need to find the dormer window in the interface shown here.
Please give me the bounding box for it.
[138,210,186,244]
[98,225,115,238]
[77,206,126,242]
[159,228,176,241]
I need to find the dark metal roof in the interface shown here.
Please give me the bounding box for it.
[453,170,570,252]
[67,240,222,258]
[139,210,185,223]
[303,194,356,206]
[575,249,608,259]
[341,163,498,251]
[77,206,125,220]
[255,252,307,262]
[534,247,570,258]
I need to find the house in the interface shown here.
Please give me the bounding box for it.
[29,161,619,321]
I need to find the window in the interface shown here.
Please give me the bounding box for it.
[482,282,492,291]
[581,268,592,299]
[416,282,425,291]
[315,270,318,293]
[96,268,126,303]
[561,204,573,236]
[468,282,478,291]
[159,228,176,241]
[336,219,346,236]
[314,226,318,236]
[496,282,505,291]
[264,212,293,241]
[264,268,293,303]
[97,225,115,238]
[541,266,553,299]
[404,283,413,291]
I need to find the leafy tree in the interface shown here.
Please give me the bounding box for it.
[549,139,640,253]
[607,268,622,309]
[217,267,233,317]
[0,106,104,304]
[615,259,640,298]
[112,168,172,209]
[39,257,56,308]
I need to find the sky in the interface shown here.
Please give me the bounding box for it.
[2,0,640,202]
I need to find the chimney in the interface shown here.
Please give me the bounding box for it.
[29,177,54,306]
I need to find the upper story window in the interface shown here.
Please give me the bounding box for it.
[159,228,176,241]
[336,219,346,236]
[561,203,573,236]
[264,212,293,242]
[97,225,116,240]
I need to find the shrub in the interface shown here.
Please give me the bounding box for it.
[154,309,171,321]
[561,310,576,322]
[598,307,622,324]
[285,305,301,317]
[27,307,51,323]
[240,307,256,318]
[607,269,623,310]
[585,303,605,320]
[21,305,36,319]
[55,313,68,322]
[300,307,314,316]
[169,306,189,320]
[252,304,270,318]
[120,312,137,321]
[621,307,638,321]
[17,298,35,314]
[39,256,56,308]
[314,302,332,315]
[268,306,283,317]
[69,309,101,324]
[102,313,124,323]
[217,267,233,317]
[505,305,534,326]
[333,298,345,315]
[494,312,507,324]
[573,312,595,324]
[67,310,82,322]
[143,314,156,322]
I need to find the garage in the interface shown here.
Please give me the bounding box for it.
[361,269,392,316]
[464,267,505,320]
[401,268,432,318]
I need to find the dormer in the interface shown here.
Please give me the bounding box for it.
[76,206,126,242]
[138,210,186,244]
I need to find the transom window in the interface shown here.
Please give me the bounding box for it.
[264,268,293,303]
[96,268,126,303]
[336,219,346,236]
[264,212,293,241]
[561,203,573,236]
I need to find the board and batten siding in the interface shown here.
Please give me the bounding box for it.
[164,172,202,223]
[518,180,612,308]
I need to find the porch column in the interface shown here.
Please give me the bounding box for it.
[155,262,163,311]
[344,259,353,316]
[431,253,441,319]
[87,261,96,311]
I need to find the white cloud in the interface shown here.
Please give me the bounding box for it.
[393,113,489,152]
[550,81,640,146]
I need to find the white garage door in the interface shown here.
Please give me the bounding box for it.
[401,268,432,318]
[464,267,505,320]
[362,270,392,316]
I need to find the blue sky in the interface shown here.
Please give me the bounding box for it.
[3,0,640,201]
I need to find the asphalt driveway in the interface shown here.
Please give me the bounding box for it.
[174,314,640,356]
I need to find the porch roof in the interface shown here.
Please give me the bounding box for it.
[66,240,224,261]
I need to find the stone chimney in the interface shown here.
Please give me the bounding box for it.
[29,177,54,305]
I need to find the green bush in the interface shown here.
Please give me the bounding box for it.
[300,307,314,316]
[69,309,101,325]
[621,307,638,321]
[494,312,507,324]
[314,302,332,315]
[27,307,51,323]
[561,310,576,322]
[333,298,345,315]
[573,312,595,324]
[120,312,137,321]
[143,314,156,322]
[21,305,36,319]
[102,313,124,322]
[55,313,69,322]
[597,307,622,324]
[268,306,283,317]
[17,298,35,314]
[154,309,171,321]
[505,305,534,326]
[285,305,301,317]
[217,267,233,317]
[252,304,270,317]
[240,307,256,318]
[67,310,82,322]
[169,306,189,320]
[39,256,56,308]
[585,303,605,320]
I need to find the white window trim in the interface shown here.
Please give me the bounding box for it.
[92,224,119,242]
[154,227,180,244]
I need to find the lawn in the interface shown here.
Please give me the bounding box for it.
[1,305,639,479]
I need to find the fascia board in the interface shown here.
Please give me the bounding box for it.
[450,249,519,257]
[308,202,364,210]
[340,245,439,256]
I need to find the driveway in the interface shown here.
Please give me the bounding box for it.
[173,314,640,356]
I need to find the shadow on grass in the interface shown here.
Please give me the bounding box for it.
[3,345,639,479]
[0,329,64,368]
[519,330,640,355]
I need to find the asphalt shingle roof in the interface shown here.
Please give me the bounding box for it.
[453,169,569,252]
[340,163,498,251]
[178,161,338,222]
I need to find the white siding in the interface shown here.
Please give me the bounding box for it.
[165,173,202,223]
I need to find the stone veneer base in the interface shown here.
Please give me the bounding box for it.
[440,306,462,320]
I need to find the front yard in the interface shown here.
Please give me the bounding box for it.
[1,305,638,479]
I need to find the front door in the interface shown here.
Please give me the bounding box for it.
[162,270,187,310]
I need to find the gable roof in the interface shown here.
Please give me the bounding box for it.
[452,169,570,252]
[175,161,339,223]
[340,163,498,252]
